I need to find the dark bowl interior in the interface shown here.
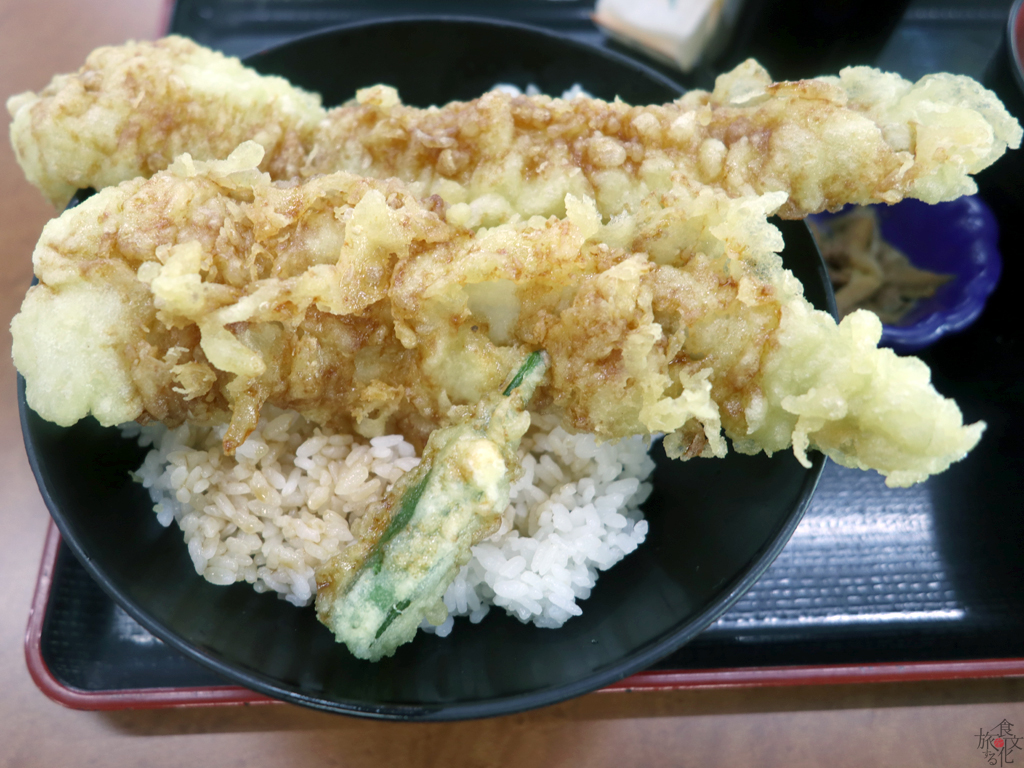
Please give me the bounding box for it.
[20,19,830,720]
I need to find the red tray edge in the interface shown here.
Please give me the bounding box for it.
[26,521,1024,711]
[24,522,273,710]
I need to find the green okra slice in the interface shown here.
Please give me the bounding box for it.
[314,351,548,661]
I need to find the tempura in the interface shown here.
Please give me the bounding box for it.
[9,37,1020,221]
[7,36,322,208]
[11,144,983,487]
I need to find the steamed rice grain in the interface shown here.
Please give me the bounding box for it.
[125,408,653,628]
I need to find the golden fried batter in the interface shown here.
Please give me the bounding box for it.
[7,36,323,208]
[311,61,1021,221]
[9,37,1020,222]
[12,144,982,486]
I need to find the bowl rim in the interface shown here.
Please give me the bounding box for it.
[18,17,828,720]
[243,14,690,104]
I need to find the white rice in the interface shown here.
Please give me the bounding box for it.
[491,83,593,100]
[124,410,653,630]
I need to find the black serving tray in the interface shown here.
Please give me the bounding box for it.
[27,0,1024,707]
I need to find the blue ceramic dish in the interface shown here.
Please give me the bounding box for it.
[810,196,1002,353]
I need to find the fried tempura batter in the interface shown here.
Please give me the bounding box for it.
[11,144,982,486]
[310,61,1021,222]
[7,36,322,208]
[9,37,1020,221]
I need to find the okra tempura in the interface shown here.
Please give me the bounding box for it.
[315,352,547,660]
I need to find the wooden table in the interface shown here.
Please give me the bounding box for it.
[2,1,1024,765]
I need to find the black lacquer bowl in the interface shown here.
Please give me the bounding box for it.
[19,19,832,720]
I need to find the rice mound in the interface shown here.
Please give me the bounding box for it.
[425,421,652,635]
[126,409,653,630]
